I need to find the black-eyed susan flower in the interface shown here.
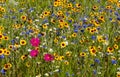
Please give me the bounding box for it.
[117,72,120,77]
[60,42,66,48]
[59,56,64,61]
[0,33,3,39]
[21,15,27,21]
[4,50,10,56]
[92,5,98,10]
[80,52,86,57]
[8,45,13,49]
[58,24,64,29]
[64,22,69,28]
[0,49,4,55]
[97,35,103,42]
[67,3,72,8]
[90,49,97,55]
[0,26,4,31]
[72,33,77,37]
[20,40,27,45]
[64,61,69,65]
[66,51,71,57]
[114,44,119,49]
[4,63,12,70]
[26,62,30,67]
[107,47,114,53]
[76,3,81,8]
[42,24,48,29]
[54,1,59,7]
[43,11,50,17]
[21,55,27,60]
[3,36,9,40]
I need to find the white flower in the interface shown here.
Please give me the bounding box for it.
[65,41,68,45]
[44,73,49,76]
[28,49,31,52]
[36,74,41,77]
[49,48,53,53]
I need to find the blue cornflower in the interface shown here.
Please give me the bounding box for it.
[0,54,4,59]
[19,9,23,12]
[74,29,78,33]
[93,70,97,75]
[111,60,117,64]
[91,36,96,40]
[94,58,100,64]
[38,34,42,37]
[1,69,6,75]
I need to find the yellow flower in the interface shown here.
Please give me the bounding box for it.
[107,47,114,53]
[67,3,72,8]
[21,55,27,60]
[0,26,4,31]
[66,51,71,57]
[80,52,86,57]
[42,24,48,29]
[64,22,69,28]
[0,33,3,39]
[0,49,4,55]
[92,5,98,10]
[54,1,59,7]
[89,29,94,34]
[20,40,27,45]
[4,49,10,56]
[3,36,9,40]
[43,11,50,17]
[64,61,69,65]
[21,15,27,21]
[114,44,119,49]
[117,72,120,77]
[72,33,77,37]
[97,35,103,42]
[58,24,64,29]
[59,56,64,61]
[76,3,81,8]
[54,38,58,43]
[26,62,30,67]
[4,63,12,70]
[60,42,66,48]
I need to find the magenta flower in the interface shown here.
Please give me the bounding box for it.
[30,50,39,58]
[30,37,40,47]
[44,54,54,62]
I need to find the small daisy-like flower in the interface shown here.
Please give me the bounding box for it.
[20,39,27,45]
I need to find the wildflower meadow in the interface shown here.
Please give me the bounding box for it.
[0,0,120,77]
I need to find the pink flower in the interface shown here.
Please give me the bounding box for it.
[30,37,40,47]
[30,50,39,58]
[44,54,54,62]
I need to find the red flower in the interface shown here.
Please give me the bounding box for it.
[30,37,40,47]
[44,54,54,62]
[30,50,39,58]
